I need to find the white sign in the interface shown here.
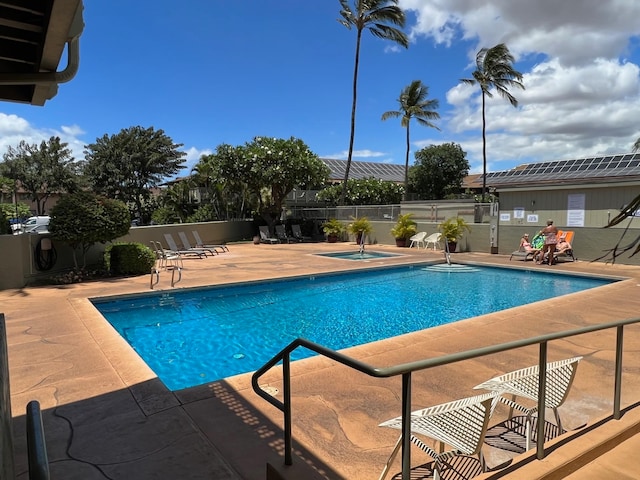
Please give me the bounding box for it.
[567,193,585,227]
[527,214,539,223]
[514,207,525,219]
[500,213,511,221]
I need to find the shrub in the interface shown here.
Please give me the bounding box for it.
[104,243,156,276]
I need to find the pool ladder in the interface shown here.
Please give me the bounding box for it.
[150,265,182,289]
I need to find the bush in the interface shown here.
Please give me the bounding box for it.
[104,243,156,276]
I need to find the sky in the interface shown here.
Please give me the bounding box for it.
[2,0,640,178]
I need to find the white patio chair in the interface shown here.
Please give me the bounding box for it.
[178,231,217,256]
[424,232,442,250]
[409,231,427,249]
[258,226,279,244]
[378,392,497,480]
[474,356,582,451]
[163,233,206,258]
[192,230,229,252]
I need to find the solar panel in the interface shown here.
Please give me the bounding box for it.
[485,152,640,186]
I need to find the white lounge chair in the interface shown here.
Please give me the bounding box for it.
[192,230,229,253]
[163,233,206,258]
[424,233,442,251]
[409,231,427,249]
[474,356,582,451]
[378,392,497,480]
[150,240,183,269]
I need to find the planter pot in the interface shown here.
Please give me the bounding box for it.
[253,236,260,245]
[447,241,457,253]
[395,238,407,248]
[327,234,338,243]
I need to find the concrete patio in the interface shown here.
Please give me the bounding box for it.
[3,241,640,479]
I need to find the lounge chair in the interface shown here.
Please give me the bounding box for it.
[409,231,427,249]
[424,232,442,251]
[474,356,582,451]
[553,230,576,262]
[178,231,217,256]
[258,226,279,244]
[275,224,297,243]
[291,224,311,242]
[163,233,206,258]
[510,233,543,261]
[378,392,497,480]
[192,230,229,253]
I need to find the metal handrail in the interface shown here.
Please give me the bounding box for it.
[251,316,640,479]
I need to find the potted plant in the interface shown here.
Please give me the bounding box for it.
[347,216,373,245]
[322,218,345,243]
[390,213,417,247]
[438,216,471,253]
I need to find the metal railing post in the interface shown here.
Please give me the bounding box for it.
[614,326,624,420]
[283,354,293,465]
[401,372,412,480]
[536,342,548,459]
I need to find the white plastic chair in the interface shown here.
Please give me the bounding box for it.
[409,231,427,249]
[424,233,442,250]
[378,392,497,480]
[474,356,582,450]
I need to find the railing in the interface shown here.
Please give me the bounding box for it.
[251,316,640,480]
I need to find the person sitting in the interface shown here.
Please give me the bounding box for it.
[520,233,536,252]
[556,234,572,255]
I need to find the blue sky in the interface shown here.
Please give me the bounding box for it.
[2,0,640,178]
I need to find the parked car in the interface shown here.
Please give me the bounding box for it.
[18,216,50,234]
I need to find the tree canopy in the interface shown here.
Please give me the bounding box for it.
[409,143,470,200]
[193,136,329,226]
[318,177,403,205]
[83,126,186,224]
[49,192,131,269]
[0,137,80,215]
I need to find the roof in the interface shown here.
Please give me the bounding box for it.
[466,153,640,190]
[0,0,84,105]
[321,158,405,183]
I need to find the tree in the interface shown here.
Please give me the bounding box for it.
[633,139,640,152]
[338,0,408,205]
[382,80,440,199]
[83,126,186,223]
[409,143,470,200]
[238,137,329,227]
[49,192,131,269]
[460,43,524,202]
[317,177,403,205]
[1,137,79,214]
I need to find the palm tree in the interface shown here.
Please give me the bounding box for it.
[338,0,408,205]
[382,80,440,200]
[461,43,524,202]
[633,138,640,152]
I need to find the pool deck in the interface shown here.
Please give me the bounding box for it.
[4,241,640,479]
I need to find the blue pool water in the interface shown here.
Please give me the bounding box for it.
[92,264,614,390]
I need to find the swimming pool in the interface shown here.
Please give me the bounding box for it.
[92,264,614,390]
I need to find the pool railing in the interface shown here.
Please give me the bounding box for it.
[251,316,640,480]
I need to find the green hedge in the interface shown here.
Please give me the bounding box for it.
[104,243,156,276]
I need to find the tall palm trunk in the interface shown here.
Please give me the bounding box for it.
[340,29,363,206]
[481,91,487,203]
[404,121,410,201]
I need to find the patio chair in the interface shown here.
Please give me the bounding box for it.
[474,356,582,451]
[424,232,442,251]
[510,233,543,262]
[178,231,217,256]
[275,224,297,243]
[409,231,427,249]
[552,230,576,263]
[151,240,183,270]
[378,392,497,480]
[259,226,279,244]
[192,230,229,253]
[291,224,312,242]
[163,233,206,258]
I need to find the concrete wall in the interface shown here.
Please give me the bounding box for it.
[0,220,254,290]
